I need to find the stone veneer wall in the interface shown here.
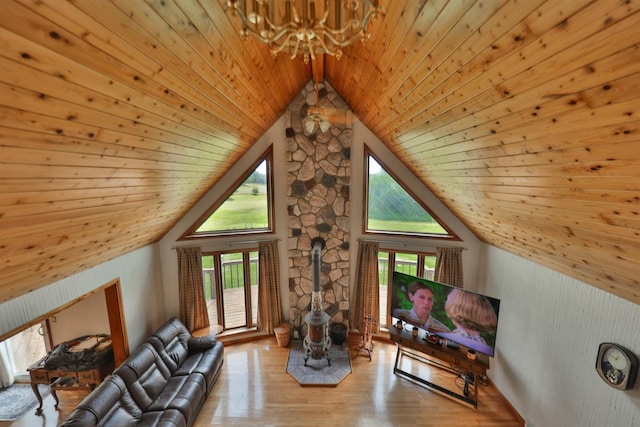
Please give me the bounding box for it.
[286,80,352,338]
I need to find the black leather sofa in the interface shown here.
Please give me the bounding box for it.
[61,317,224,427]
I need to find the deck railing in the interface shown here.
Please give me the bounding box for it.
[203,257,258,299]
[204,257,434,330]
[378,258,435,286]
[206,257,433,295]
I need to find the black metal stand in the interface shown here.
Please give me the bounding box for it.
[388,322,488,409]
[393,345,479,408]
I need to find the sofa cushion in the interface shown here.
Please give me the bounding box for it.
[147,374,206,422]
[175,341,224,393]
[148,318,192,373]
[60,375,142,426]
[114,343,172,411]
[138,409,187,427]
[106,375,144,421]
[151,318,192,347]
[148,335,188,374]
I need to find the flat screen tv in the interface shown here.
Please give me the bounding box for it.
[390,271,501,357]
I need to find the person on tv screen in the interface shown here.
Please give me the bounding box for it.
[441,288,497,356]
[392,281,450,332]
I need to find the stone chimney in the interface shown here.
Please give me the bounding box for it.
[286,80,351,339]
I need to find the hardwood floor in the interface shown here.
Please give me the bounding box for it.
[2,338,523,426]
[199,338,522,426]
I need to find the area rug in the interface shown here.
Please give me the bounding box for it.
[286,340,352,387]
[0,383,51,421]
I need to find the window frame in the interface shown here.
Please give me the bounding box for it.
[181,147,275,240]
[363,146,459,240]
[202,248,259,331]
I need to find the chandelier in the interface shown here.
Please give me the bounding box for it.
[226,0,384,63]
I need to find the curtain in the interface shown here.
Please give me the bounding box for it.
[350,240,379,334]
[177,247,210,332]
[257,240,282,334]
[434,247,464,288]
[0,339,15,388]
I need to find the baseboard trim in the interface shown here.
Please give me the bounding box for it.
[488,377,526,427]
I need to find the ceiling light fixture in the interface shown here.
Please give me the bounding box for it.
[226,0,384,63]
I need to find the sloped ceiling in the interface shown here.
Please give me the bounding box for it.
[1,1,639,306]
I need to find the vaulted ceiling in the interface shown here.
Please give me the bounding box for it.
[1,0,639,306]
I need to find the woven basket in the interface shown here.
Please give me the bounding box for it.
[274,322,291,347]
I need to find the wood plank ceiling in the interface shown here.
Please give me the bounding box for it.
[1,0,639,306]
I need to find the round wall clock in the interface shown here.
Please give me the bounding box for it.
[595,342,639,390]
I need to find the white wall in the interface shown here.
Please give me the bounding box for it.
[480,245,640,427]
[0,245,166,350]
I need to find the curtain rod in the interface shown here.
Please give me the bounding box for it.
[358,238,466,250]
[171,238,280,250]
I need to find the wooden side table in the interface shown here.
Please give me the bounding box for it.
[27,357,114,414]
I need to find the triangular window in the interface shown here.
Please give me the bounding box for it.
[182,149,273,239]
[364,148,457,239]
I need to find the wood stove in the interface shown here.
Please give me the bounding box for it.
[303,237,331,366]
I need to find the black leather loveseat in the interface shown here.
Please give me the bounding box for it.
[61,317,224,427]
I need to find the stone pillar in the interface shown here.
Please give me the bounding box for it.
[286,80,351,338]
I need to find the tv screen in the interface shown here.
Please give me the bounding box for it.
[390,272,501,357]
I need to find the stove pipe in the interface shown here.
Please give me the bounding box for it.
[303,237,331,366]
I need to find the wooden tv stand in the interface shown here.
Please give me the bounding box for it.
[389,324,489,408]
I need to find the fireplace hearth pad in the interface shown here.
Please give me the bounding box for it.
[286,340,352,387]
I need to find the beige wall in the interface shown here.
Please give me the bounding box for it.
[49,291,109,345]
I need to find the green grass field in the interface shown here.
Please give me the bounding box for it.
[367,219,447,234]
[197,184,268,232]
[198,181,446,236]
